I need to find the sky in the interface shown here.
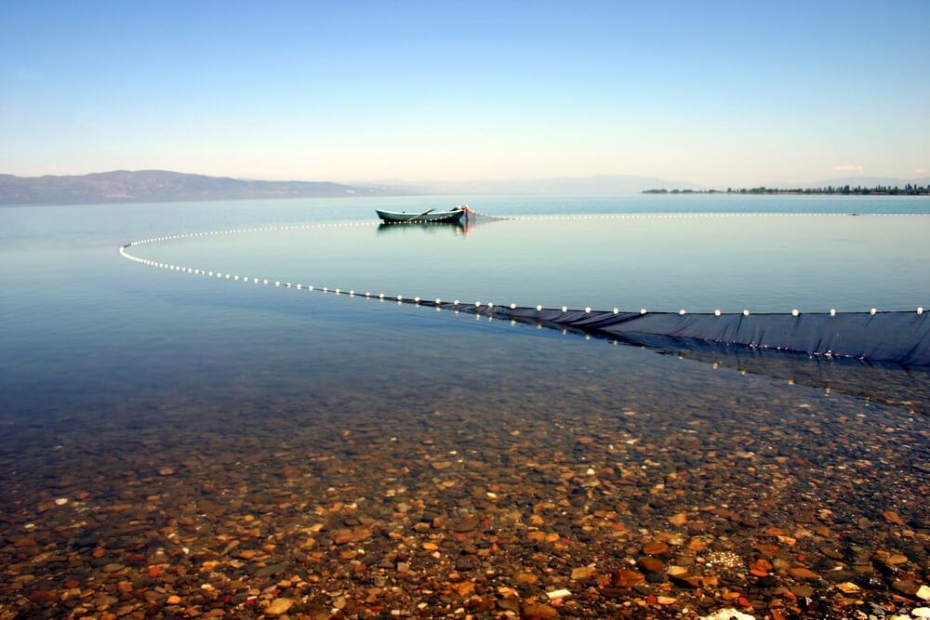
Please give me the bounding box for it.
[1,1,929,187]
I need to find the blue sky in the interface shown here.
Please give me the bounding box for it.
[1,1,928,185]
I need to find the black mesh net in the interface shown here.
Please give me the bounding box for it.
[413,302,930,367]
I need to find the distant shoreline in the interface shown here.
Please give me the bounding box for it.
[644,185,929,196]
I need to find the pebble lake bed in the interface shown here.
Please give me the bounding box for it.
[0,195,928,619]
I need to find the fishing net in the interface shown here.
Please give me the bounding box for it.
[119,217,930,367]
[427,302,930,367]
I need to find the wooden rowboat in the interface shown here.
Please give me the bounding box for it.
[376,207,467,224]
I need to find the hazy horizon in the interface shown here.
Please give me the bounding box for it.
[2,1,928,187]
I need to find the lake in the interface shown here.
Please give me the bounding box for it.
[1,195,928,618]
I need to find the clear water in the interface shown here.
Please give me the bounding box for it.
[1,195,929,616]
[1,194,929,414]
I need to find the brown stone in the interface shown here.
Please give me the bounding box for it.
[611,568,645,588]
[790,585,814,598]
[641,541,669,555]
[571,566,597,581]
[637,557,665,574]
[688,538,708,552]
[787,567,821,581]
[453,515,481,532]
[892,580,919,596]
[670,573,702,588]
[836,582,861,595]
[451,581,475,597]
[265,598,294,616]
[332,527,372,545]
[873,551,908,566]
[27,590,53,604]
[521,603,559,619]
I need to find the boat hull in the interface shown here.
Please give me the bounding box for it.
[376,209,466,224]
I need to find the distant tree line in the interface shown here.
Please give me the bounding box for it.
[643,184,929,196]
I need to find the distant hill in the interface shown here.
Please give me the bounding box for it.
[0,170,405,205]
[22,170,905,205]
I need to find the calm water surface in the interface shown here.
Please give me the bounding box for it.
[138,214,929,312]
[0,195,928,618]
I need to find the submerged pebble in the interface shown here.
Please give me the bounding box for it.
[0,348,927,619]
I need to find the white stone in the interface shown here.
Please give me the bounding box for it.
[911,607,930,618]
[546,589,571,600]
[700,610,755,620]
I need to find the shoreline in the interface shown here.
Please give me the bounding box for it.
[644,188,930,197]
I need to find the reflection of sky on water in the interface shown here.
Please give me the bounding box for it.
[140,214,930,313]
[1,194,928,424]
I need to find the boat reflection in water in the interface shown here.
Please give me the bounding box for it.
[376,220,472,238]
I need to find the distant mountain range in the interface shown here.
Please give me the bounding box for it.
[3,170,926,206]
[0,171,701,205]
[0,170,401,206]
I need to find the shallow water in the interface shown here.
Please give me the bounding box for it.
[1,195,928,619]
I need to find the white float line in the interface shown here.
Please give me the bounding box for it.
[117,218,929,318]
[504,211,928,222]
